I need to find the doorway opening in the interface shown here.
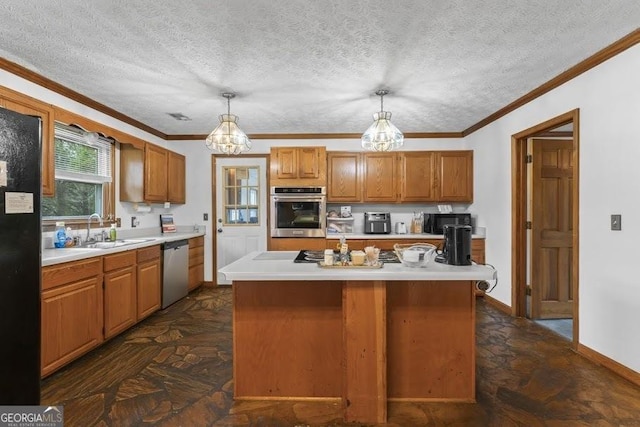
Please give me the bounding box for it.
[511,109,580,347]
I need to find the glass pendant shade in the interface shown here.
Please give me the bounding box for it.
[361,111,404,151]
[205,114,251,154]
[205,93,251,154]
[361,89,404,152]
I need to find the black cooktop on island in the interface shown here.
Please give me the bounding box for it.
[293,249,400,263]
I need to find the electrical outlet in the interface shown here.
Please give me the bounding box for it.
[203,213,208,221]
[611,214,621,231]
[116,217,121,227]
[131,216,137,228]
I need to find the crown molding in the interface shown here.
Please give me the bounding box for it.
[0,57,168,140]
[166,132,463,141]
[463,28,640,136]
[1,28,637,141]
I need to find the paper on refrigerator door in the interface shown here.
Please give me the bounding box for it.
[0,160,7,187]
[5,192,34,214]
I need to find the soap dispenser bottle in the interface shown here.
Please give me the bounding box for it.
[109,223,117,241]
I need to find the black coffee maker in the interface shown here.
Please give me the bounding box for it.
[436,224,472,265]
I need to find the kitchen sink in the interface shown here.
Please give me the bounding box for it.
[79,238,156,249]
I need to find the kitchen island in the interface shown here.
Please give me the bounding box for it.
[219,251,496,423]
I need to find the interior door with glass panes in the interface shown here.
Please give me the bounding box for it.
[215,157,267,285]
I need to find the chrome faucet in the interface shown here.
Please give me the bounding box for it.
[87,213,103,242]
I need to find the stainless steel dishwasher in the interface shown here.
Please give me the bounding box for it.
[162,239,189,308]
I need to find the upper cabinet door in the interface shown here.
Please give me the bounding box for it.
[270,146,327,186]
[298,147,320,179]
[1,89,55,197]
[327,152,362,202]
[399,152,437,202]
[363,153,397,202]
[167,151,186,204]
[274,147,298,179]
[144,144,168,202]
[436,151,473,202]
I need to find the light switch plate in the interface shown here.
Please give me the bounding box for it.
[611,214,621,231]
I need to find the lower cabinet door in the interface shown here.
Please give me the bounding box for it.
[137,259,161,320]
[104,266,137,339]
[41,276,103,377]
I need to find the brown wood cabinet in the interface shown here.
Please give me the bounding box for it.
[269,237,326,251]
[167,151,186,204]
[270,146,326,186]
[436,150,473,202]
[1,86,55,196]
[120,143,186,204]
[326,150,474,203]
[137,245,161,320]
[363,152,398,202]
[327,152,362,202]
[41,258,103,377]
[399,151,437,202]
[144,143,168,202]
[189,236,205,291]
[103,251,137,339]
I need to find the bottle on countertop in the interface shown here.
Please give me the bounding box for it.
[109,223,117,241]
[54,222,66,248]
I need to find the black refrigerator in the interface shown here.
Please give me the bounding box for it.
[0,107,41,404]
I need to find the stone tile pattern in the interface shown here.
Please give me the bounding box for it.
[41,287,640,426]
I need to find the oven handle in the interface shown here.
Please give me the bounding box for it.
[271,195,326,202]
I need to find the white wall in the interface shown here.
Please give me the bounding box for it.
[467,44,640,372]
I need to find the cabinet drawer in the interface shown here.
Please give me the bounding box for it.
[137,245,160,264]
[189,245,205,267]
[42,257,103,291]
[103,251,136,272]
[189,236,204,248]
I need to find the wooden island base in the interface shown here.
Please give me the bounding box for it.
[233,279,475,423]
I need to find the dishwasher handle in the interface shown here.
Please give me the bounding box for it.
[162,239,189,251]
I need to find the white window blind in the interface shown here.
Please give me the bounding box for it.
[54,123,113,183]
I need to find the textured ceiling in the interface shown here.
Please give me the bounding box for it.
[0,1,638,136]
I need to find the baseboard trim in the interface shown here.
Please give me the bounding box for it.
[202,281,215,287]
[482,294,512,315]
[577,343,640,387]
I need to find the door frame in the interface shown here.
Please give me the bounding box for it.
[211,153,271,286]
[511,109,580,348]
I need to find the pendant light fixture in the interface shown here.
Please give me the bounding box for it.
[205,92,251,155]
[361,89,404,152]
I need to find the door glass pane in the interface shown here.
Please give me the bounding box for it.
[223,166,260,226]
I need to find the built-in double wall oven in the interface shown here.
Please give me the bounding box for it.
[270,186,326,237]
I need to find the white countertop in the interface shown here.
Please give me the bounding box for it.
[219,251,496,281]
[42,232,205,267]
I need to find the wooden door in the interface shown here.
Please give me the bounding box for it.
[399,152,437,202]
[327,152,362,202]
[298,147,320,178]
[363,153,397,202]
[104,266,137,338]
[531,139,573,319]
[144,143,168,202]
[167,151,186,204]
[215,157,268,284]
[437,151,473,202]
